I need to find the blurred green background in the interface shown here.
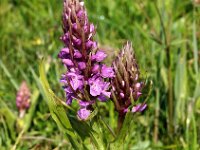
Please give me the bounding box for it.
[0,0,200,149]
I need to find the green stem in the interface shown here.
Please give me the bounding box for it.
[166,46,174,136]
[117,114,125,133]
[100,117,116,138]
[11,128,25,150]
[153,88,160,143]
[154,1,174,137]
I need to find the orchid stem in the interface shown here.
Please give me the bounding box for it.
[117,114,125,133]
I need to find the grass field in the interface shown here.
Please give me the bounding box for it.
[0,0,200,149]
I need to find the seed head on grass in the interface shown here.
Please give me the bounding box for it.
[59,0,115,120]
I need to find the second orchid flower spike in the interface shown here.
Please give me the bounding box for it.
[111,42,147,126]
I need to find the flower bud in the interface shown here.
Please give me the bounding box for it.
[62,59,74,66]
[78,62,86,70]
[92,50,107,62]
[92,64,100,74]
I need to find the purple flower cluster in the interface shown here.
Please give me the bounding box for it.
[16,81,31,118]
[59,0,114,120]
[111,42,147,117]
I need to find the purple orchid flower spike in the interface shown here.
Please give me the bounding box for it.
[58,0,115,121]
[16,81,31,118]
[111,42,147,127]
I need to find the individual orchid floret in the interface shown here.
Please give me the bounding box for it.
[132,103,147,113]
[77,108,91,121]
[66,72,84,90]
[77,100,95,120]
[92,50,107,62]
[58,0,115,120]
[111,42,147,118]
[88,76,111,98]
[101,65,115,78]
[16,81,31,118]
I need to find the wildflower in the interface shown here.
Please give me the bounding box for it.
[66,72,84,90]
[16,81,31,118]
[77,108,91,120]
[92,50,107,62]
[88,76,111,98]
[132,104,147,113]
[59,0,114,120]
[111,42,147,118]
[101,65,115,78]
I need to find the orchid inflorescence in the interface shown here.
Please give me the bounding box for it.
[16,81,31,118]
[111,42,147,118]
[58,0,147,121]
[58,0,115,120]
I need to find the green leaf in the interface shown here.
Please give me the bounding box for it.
[0,99,17,141]
[0,59,18,90]
[39,59,82,149]
[174,49,187,122]
[24,89,40,132]
[160,67,168,90]
[90,117,107,150]
[109,112,133,149]
[130,141,150,150]
[186,102,198,150]
[192,20,198,75]
[69,117,91,140]
[70,111,106,150]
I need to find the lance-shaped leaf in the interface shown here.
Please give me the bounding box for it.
[39,60,82,149]
[0,99,17,141]
[109,112,133,149]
